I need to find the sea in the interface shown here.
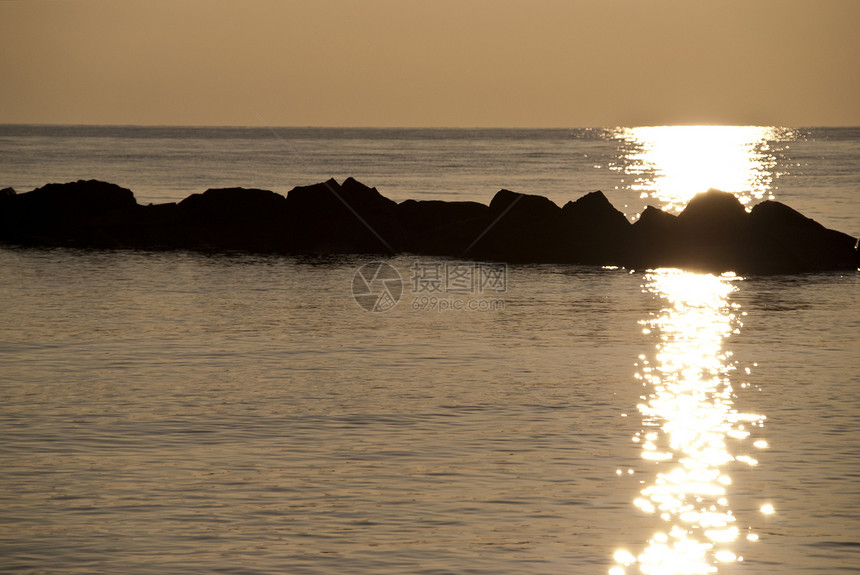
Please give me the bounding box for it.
[0,125,858,574]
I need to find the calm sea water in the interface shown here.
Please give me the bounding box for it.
[0,126,858,574]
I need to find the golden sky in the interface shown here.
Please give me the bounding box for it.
[1,0,858,127]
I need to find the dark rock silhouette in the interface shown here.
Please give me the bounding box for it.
[747,200,858,274]
[284,177,404,254]
[0,180,138,247]
[0,178,857,275]
[625,190,859,274]
[559,191,631,265]
[650,189,752,272]
[628,205,678,269]
[468,190,564,262]
[397,198,488,256]
[173,187,289,251]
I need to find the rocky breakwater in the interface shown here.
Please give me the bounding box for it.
[0,178,857,275]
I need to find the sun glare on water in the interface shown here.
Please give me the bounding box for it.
[612,270,767,575]
[615,125,790,214]
[607,125,783,574]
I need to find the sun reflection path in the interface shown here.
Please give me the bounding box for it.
[611,269,767,575]
[614,126,794,214]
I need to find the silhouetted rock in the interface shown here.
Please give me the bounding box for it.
[175,187,289,251]
[468,190,563,262]
[628,205,679,268]
[673,189,751,272]
[0,178,856,275]
[284,177,404,254]
[135,202,185,249]
[559,191,631,264]
[621,190,858,274]
[488,189,558,217]
[0,180,137,247]
[625,190,755,272]
[746,200,858,274]
[397,199,489,255]
[677,189,747,228]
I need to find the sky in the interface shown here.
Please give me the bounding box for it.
[1,0,858,128]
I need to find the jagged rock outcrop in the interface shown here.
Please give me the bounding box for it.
[628,205,679,269]
[559,191,631,265]
[625,190,858,274]
[0,178,856,275]
[746,200,858,274]
[284,177,404,254]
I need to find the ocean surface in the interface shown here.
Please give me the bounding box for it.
[0,125,858,574]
